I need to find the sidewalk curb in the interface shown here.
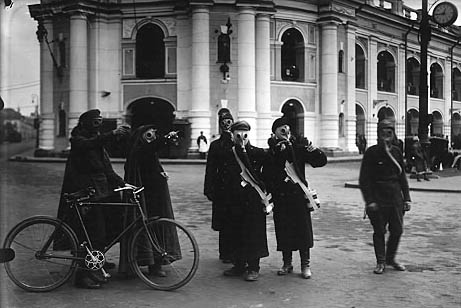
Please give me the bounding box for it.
[344,182,461,194]
[8,155,363,164]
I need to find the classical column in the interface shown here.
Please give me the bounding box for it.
[176,14,192,119]
[367,37,378,146]
[319,20,339,148]
[88,16,122,117]
[68,13,89,133]
[255,13,272,147]
[88,16,101,111]
[345,23,357,152]
[238,7,257,139]
[397,44,406,140]
[38,19,55,150]
[190,6,211,149]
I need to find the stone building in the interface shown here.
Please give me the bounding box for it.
[28,0,461,156]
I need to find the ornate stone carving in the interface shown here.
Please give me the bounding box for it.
[331,4,355,17]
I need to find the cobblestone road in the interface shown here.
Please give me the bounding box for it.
[0,159,460,308]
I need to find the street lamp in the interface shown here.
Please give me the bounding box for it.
[418,0,458,169]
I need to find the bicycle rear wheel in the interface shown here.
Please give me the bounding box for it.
[3,216,79,292]
[129,218,199,291]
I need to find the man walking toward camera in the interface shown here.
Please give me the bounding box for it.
[359,119,412,274]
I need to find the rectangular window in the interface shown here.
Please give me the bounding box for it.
[123,48,135,76]
[166,47,177,75]
[308,25,316,45]
[308,54,316,80]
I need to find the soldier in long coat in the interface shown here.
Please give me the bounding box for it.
[220,120,269,282]
[359,119,412,274]
[204,111,234,263]
[119,124,181,277]
[264,117,327,279]
[56,109,129,289]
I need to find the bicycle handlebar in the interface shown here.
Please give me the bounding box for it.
[114,185,144,195]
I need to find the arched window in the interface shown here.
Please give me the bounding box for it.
[430,63,443,99]
[407,109,419,136]
[355,44,366,89]
[338,50,344,73]
[377,51,395,92]
[406,57,420,95]
[281,28,304,82]
[136,23,165,79]
[431,111,443,137]
[453,68,461,101]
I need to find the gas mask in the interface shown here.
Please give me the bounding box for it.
[82,117,103,133]
[379,128,394,147]
[220,118,233,132]
[233,130,249,148]
[142,128,157,143]
[274,124,291,141]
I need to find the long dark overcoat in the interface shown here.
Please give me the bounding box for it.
[217,144,269,261]
[118,125,180,274]
[264,140,327,252]
[56,126,125,249]
[204,132,234,231]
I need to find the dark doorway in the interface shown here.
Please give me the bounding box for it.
[127,98,175,134]
[281,99,304,138]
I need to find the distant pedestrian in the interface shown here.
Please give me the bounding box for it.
[204,111,235,263]
[359,119,411,274]
[408,137,429,182]
[263,117,327,279]
[197,131,208,159]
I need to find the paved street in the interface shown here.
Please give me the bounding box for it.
[0,150,460,308]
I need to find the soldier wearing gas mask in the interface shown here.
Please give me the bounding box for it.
[359,119,411,274]
[57,109,130,289]
[263,117,326,279]
[218,120,269,282]
[204,111,235,263]
[119,124,181,277]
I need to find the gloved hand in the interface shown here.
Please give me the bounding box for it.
[366,202,379,212]
[112,125,130,136]
[403,201,411,212]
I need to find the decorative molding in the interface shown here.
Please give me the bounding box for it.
[122,17,176,39]
[331,3,355,17]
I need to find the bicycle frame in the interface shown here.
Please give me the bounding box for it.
[71,186,165,259]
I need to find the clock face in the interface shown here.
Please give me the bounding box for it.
[432,2,458,27]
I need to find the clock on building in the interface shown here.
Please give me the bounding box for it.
[432,1,458,27]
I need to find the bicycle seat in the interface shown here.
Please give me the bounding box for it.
[64,187,96,203]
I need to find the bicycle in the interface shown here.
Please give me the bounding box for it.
[2,185,199,292]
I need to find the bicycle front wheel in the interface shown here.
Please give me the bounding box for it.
[3,216,79,292]
[129,218,199,291]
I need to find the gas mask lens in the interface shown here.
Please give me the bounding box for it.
[143,129,156,143]
[92,118,103,128]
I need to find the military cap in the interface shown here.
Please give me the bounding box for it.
[219,112,234,121]
[271,117,290,133]
[378,119,395,131]
[79,109,101,123]
[230,120,251,132]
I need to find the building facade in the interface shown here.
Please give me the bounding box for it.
[28,0,461,156]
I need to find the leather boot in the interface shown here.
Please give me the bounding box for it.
[148,264,167,277]
[300,250,311,279]
[74,270,101,289]
[277,251,293,276]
